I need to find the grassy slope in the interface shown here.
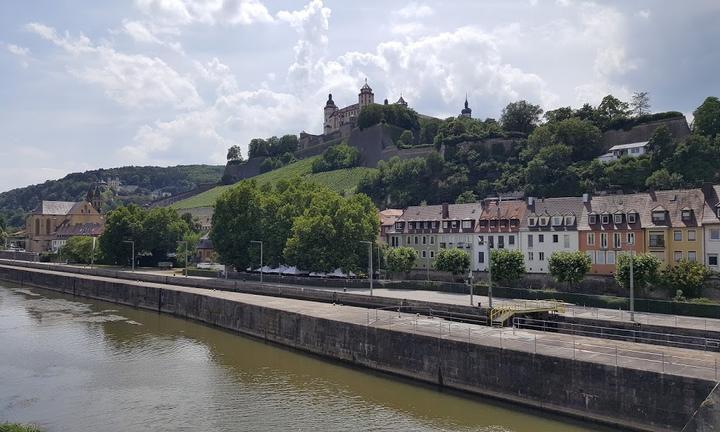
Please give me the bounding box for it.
[171,157,375,209]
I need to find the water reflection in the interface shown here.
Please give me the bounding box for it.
[0,283,608,432]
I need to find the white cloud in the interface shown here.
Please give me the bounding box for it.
[637,9,651,20]
[135,0,273,26]
[394,2,434,19]
[26,22,202,109]
[5,43,31,67]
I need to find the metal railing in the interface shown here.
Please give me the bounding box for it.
[564,304,720,332]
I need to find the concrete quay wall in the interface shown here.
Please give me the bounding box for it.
[0,264,715,432]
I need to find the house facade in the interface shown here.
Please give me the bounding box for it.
[387,203,481,270]
[521,197,583,274]
[26,200,104,253]
[643,189,705,266]
[473,199,525,271]
[702,184,720,270]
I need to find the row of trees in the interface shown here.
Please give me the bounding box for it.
[210,179,379,273]
[247,135,299,159]
[384,246,709,299]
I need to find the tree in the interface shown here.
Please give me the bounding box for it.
[226,145,243,162]
[595,95,630,129]
[544,106,574,124]
[210,181,264,270]
[631,91,651,117]
[99,205,145,265]
[397,130,414,148]
[176,231,201,267]
[692,96,720,139]
[141,207,192,261]
[386,247,418,274]
[248,138,269,158]
[434,248,470,275]
[661,260,709,299]
[646,125,674,170]
[500,100,543,134]
[614,253,661,295]
[59,236,95,264]
[667,134,720,185]
[490,249,525,285]
[455,190,477,204]
[311,143,360,173]
[645,169,685,190]
[549,251,591,285]
[180,212,202,233]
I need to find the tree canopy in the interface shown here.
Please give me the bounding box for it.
[434,248,471,275]
[549,251,591,285]
[385,247,418,274]
[311,143,360,173]
[693,96,720,139]
[490,249,525,285]
[500,100,543,134]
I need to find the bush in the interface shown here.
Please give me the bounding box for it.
[397,130,414,148]
[615,253,661,295]
[311,144,360,173]
[490,249,525,285]
[549,251,591,285]
[59,236,96,264]
[386,247,418,274]
[434,248,470,275]
[661,260,709,298]
[605,111,684,131]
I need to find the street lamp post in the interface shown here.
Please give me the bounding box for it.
[177,240,188,277]
[251,240,263,285]
[629,251,635,322]
[360,241,373,296]
[122,240,135,272]
[468,267,474,306]
[90,237,96,269]
[487,241,493,309]
[377,245,382,280]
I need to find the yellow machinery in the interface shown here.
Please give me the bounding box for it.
[489,300,566,327]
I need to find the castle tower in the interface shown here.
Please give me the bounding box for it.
[323,93,338,132]
[460,95,472,118]
[358,79,374,107]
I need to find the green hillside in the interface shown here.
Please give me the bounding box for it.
[171,157,375,209]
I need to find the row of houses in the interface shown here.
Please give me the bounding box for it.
[381,185,720,275]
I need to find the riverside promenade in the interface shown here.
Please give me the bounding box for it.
[0,262,718,431]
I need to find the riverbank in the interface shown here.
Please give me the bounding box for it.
[0,263,716,432]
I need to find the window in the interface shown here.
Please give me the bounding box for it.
[539,216,549,226]
[607,251,616,265]
[528,252,534,261]
[538,234,544,243]
[627,232,635,245]
[712,229,720,240]
[462,220,471,229]
[539,252,545,261]
[587,233,595,246]
[601,214,610,224]
[414,236,419,245]
[630,147,640,154]
[451,221,458,228]
[527,235,534,248]
[442,221,448,229]
[627,213,637,224]
[652,211,666,223]
[508,235,515,245]
[613,233,621,249]
[688,230,696,241]
[553,234,559,243]
[586,250,595,264]
[391,237,398,247]
[649,232,665,248]
[498,235,505,249]
[34,219,40,236]
[430,250,435,258]
[552,216,563,226]
[394,222,404,231]
[709,254,718,266]
[688,251,697,262]
[674,230,682,241]
[600,233,608,249]
[421,250,427,258]
[478,251,485,264]
[682,209,693,221]
[488,236,494,248]
[430,237,435,245]
[717,207,720,218]
[422,236,427,245]
[674,251,682,262]
[478,235,484,243]
[565,215,575,225]
[588,214,597,225]
[406,236,411,245]
[613,214,623,224]
[528,217,536,227]
[596,251,606,264]
[45,219,51,235]
[563,235,570,248]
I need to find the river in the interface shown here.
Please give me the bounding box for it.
[0,282,611,432]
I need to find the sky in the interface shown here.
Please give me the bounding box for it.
[0,0,719,193]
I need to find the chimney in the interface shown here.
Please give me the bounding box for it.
[582,193,591,203]
[441,202,449,219]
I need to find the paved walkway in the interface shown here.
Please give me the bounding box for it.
[3,263,720,382]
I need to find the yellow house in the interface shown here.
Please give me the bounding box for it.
[643,189,704,267]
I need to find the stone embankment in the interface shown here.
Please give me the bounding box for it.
[0,262,717,432]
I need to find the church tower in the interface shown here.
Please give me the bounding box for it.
[460,95,472,118]
[358,79,374,107]
[323,93,338,132]
[86,183,103,213]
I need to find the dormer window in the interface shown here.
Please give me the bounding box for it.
[394,222,404,231]
[551,216,563,226]
[539,216,549,226]
[627,213,637,224]
[681,208,693,221]
[652,211,666,223]
[564,215,575,226]
[601,214,610,224]
[528,217,537,227]
[613,214,623,225]
[588,214,597,225]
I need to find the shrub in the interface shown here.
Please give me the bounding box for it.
[311,144,360,173]
[490,249,525,285]
[615,253,661,295]
[549,251,591,285]
[59,236,96,264]
[434,248,471,275]
[386,247,418,274]
[661,260,709,298]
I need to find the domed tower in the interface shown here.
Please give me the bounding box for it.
[358,79,374,107]
[324,93,338,132]
[460,95,472,118]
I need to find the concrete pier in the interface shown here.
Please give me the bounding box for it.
[0,263,717,432]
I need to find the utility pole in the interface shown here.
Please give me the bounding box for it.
[251,240,263,285]
[468,267,474,306]
[177,240,188,277]
[361,241,373,296]
[122,240,135,272]
[90,237,96,269]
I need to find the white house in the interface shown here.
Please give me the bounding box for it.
[702,185,720,270]
[597,141,649,163]
[520,197,584,273]
[472,199,526,271]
